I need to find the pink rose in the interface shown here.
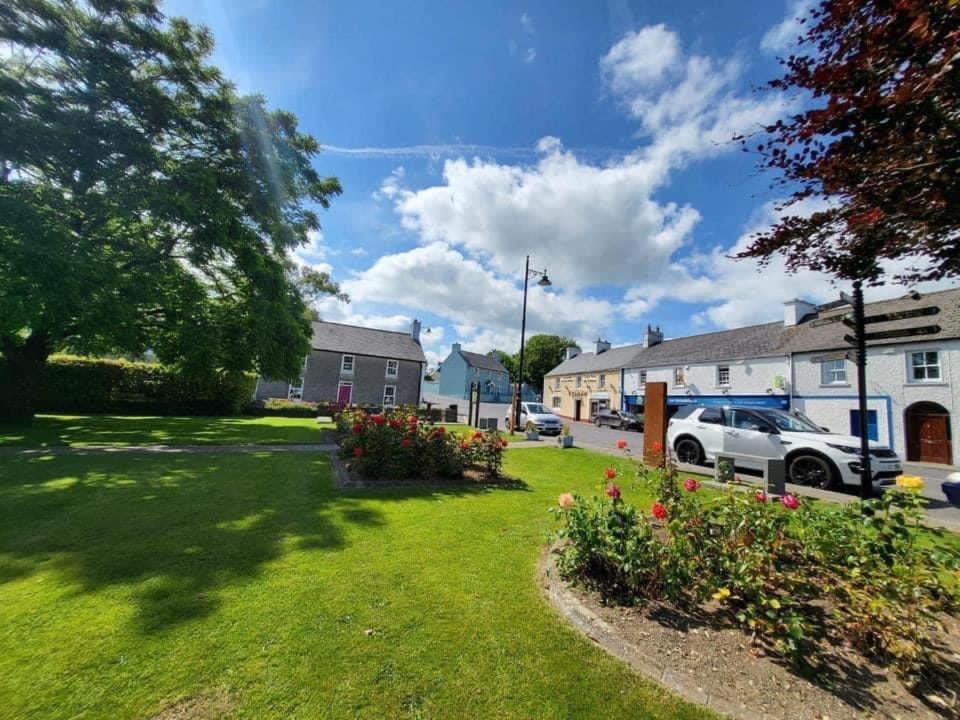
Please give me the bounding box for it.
[683,478,700,492]
[781,493,800,510]
[558,492,575,509]
[605,484,621,500]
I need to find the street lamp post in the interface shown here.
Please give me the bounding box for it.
[513,255,552,433]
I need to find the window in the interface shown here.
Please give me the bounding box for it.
[716,365,730,387]
[288,355,308,400]
[673,367,686,387]
[341,354,355,374]
[552,396,561,409]
[599,374,606,388]
[383,385,397,406]
[554,376,561,390]
[576,376,582,388]
[820,358,847,385]
[386,359,399,378]
[849,409,879,441]
[639,370,647,386]
[727,409,768,431]
[699,407,723,424]
[909,351,941,382]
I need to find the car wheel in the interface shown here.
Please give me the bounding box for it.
[674,437,704,465]
[788,454,837,490]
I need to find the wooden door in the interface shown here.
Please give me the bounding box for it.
[916,415,951,464]
[574,400,582,422]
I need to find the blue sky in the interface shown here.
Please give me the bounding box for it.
[164,0,952,368]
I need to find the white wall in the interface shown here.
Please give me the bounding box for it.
[624,356,790,398]
[792,339,959,464]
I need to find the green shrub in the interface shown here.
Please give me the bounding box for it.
[246,398,337,418]
[37,355,256,416]
[552,458,960,679]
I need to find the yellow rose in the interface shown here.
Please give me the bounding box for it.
[712,587,731,601]
[895,475,924,491]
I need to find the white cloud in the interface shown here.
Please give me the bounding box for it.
[291,229,333,274]
[524,47,537,63]
[762,0,815,53]
[624,199,959,329]
[341,243,615,349]
[600,25,680,91]
[520,12,535,35]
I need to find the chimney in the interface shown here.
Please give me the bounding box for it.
[783,299,817,327]
[563,345,580,361]
[411,318,422,343]
[451,342,462,353]
[643,324,663,348]
[595,338,611,355]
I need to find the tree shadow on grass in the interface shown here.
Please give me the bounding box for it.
[0,451,528,635]
[0,452,364,633]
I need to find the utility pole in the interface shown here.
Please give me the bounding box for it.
[851,281,873,500]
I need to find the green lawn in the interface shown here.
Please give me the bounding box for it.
[0,414,330,448]
[0,446,709,720]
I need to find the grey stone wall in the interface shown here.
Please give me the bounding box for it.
[301,350,422,406]
[254,378,291,401]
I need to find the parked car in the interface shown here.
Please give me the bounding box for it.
[591,409,644,431]
[667,404,902,490]
[506,402,563,435]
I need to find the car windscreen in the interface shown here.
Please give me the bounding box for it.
[756,409,823,433]
[525,403,548,414]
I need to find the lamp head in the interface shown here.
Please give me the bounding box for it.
[537,273,552,288]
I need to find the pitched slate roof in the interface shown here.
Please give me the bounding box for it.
[547,343,646,375]
[310,321,426,363]
[544,287,960,376]
[459,350,508,373]
[781,287,960,354]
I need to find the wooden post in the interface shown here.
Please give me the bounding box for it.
[643,382,668,465]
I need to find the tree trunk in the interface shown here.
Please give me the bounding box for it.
[0,332,50,424]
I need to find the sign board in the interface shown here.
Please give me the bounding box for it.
[811,351,852,363]
[664,394,790,410]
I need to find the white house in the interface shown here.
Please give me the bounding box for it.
[550,288,959,466]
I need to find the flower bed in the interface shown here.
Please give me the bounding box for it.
[336,407,505,481]
[550,444,960,708]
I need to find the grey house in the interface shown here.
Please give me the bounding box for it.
[255,319,427,407]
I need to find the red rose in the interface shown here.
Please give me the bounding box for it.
[400,437,412,448]
[460,441,470,450]
[605,484,621,500]
[351,423,363,435]
[389,419,402,429]
[353,447,364,458]
[472,431,484,441]
[683,477,700,492]
[616,439,628,450]
[434,426,445,435]
[754,490,767,503]
[651,502,667,520]
[371,415,385,426]
[604,467,617,480]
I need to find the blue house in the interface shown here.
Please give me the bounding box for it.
[438,343,511,402]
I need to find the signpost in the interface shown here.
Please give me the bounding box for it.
[840,285,940,499]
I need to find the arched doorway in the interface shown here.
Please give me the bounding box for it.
[905,402,953,465]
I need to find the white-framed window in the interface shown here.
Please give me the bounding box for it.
[383,385,397,406]
[639,370,647,386]
[552,396,561,408]
[820,358,847,385]
[386,359,399,378]
[909,350,941,382]
[288,355,308,400]
[599,374,606,388]
[716,365,730,387]
[341,354,355,374]
[554,376,560,390]
[673,367,686,387]
[576,376,582,388]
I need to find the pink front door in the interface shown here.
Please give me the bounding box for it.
[337,383,352,406]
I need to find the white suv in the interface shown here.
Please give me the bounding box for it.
[667,405,902,490]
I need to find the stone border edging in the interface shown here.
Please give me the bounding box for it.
[538,545,762,720]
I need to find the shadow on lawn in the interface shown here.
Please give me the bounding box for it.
[0,451,520,634]
[0,414,325,448]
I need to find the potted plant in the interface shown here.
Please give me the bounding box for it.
[524,420,540,441]
[557,424,574,448]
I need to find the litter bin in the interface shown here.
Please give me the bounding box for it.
[942,472,960,507]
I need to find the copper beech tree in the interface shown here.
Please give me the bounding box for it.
[738,0,959,284]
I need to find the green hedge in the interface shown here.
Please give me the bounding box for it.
[247,398,335,418]
[37,355,256,416]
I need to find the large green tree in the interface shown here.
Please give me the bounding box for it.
[514,334,576,394]
[0,0,343,420]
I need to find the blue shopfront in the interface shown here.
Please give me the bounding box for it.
[621,393,790,413]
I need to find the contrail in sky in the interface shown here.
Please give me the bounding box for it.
[322,143,626,161]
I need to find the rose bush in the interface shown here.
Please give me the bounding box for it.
[552,451,960,679]
[336,407,504,481]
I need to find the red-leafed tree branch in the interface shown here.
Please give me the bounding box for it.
[738,0,960,284]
